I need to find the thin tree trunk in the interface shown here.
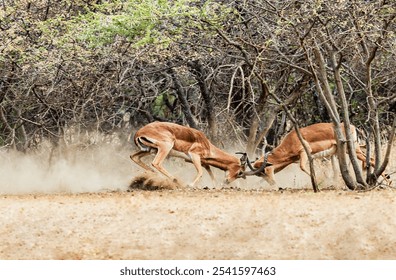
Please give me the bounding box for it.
[246,110,276,157]
[373,117,396,181]
[168,67,197,129]
[329,50,367,187]
[310,42,357,190]
[187,60,217,139]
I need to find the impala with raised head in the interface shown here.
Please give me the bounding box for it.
[130,121,247,187]
[243,122,374,185]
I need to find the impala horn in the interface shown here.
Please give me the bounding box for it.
[235,152,256,169]
[236,152,271,177]
[236,152,248,165]
[242,152,272,176]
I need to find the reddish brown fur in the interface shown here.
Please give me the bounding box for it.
[253,123,373,185]
[130,122,244,187]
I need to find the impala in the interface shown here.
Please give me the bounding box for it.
[130,121,247,187]
[244,122,374,185]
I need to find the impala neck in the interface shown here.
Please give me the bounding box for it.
[268,145,296,164]
[203,144,240,171]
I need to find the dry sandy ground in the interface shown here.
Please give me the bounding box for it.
[1,143,395,260]
[1,187,395,260]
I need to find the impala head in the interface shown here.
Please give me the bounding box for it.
[223,152,249,184]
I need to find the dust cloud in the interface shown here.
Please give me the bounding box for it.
[0,140,256,195]
[0,144,341,195]
[0,143,134,194]
[1,136,394,194]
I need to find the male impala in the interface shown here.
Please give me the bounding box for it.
[245,122,374,185]
[130,121,246,187]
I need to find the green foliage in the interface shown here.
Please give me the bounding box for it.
[35,0,236,51]
[152,92,180,120]
[68,0,204,48]
[199,1,237,26]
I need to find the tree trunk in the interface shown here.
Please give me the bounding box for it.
[246,109,276,157]
[187,60,217,139]
[310,42,357,190]
[371,117,396,183]
[329,50,367,187]
[245,76,270,156]
[168,67,197,129]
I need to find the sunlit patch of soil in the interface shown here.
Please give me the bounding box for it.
[1,188,396,260]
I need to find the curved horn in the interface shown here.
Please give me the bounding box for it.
[246,159,256,171]
[236,152,249,166]
[236,152,247,163]
[241,152,271,176]
[236,152,257,171]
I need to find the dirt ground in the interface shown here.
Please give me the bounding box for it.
[1,186,395,260]
[1,144,395,260]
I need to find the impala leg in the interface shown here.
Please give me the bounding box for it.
[355,146,375,169]
[204,165,216,187]
[130,150,155,172]
[263,160,298,186]
[188,152,204,187]
[263,166,277,185]
[330,155,338,179]
[299,151,311,176]
[355,147,392,185]
[151,143,176,181]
